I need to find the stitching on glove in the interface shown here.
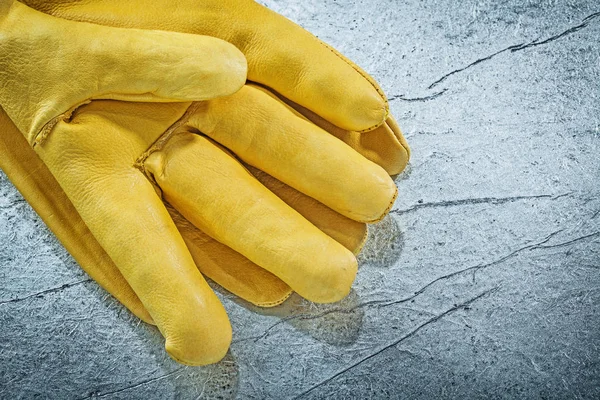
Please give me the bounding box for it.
[364,185,398,224]
[353,224,369,256]
[255,289,294,308]
[134,102,202,185]
[385,119,411,160]
[34,100,92,147]
[318,40,390,133]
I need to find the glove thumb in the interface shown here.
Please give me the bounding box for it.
[0,1,247,145]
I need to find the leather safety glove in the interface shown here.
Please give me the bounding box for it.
[0,97,374,364]
[0,0,246,365]
[22,0,410,175]
[0,1,397,365]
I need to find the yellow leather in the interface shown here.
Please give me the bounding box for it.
[279,97,411,176]
[247,166,368,255]
[0,0,247,144]
[22,0,388,133]
[30,98,379,362]
[0,0,408,365]
[0,107,154,325]
[182,85,398,223]
[0,1,236,365]
[0,103,365,312]
[0,60,384,362]
[143,129,357,303]
[19,0,410,175]
[34,101,233,366]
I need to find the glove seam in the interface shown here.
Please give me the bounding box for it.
[33,100,92,147]
[254,289,294,308]
[364,185,398,224]
[134,102,202,185]
[318,41,389,132]
[353,224,369,256]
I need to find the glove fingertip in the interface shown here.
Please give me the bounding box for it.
[190,40,248,99]
[151,36,248,102]
[165,323,232,366]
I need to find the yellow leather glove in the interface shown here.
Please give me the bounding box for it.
[15,0,410,307]
[0,1,399,365]
[0,103,368,309]
[22,0,410,175]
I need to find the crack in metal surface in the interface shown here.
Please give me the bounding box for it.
[388,89,448,102]
[78,367,185,399]
[390,192,572,215]
[0,199,26,209]
[238,227,596,345]
[428,11,600,89]
[536,231,600,249]
[292,288,499,399]
[0,279,91,306]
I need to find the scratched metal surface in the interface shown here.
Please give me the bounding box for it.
[1,0,599,398]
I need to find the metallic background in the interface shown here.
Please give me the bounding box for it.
[1,0,599,398]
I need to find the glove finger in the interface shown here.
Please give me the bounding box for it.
[0,1,247,143]
[18,0,386,132]
[167,204,293,308]
[168,166,368,308]
[167,168,367,308]
[143,131,358,304]
[34,102,232,366]
[247,166,368,255]
[239,2,388,132]
[187,85,397,223]
[0,107,153,324]
[277,94,411,176]
[330,117,410,176]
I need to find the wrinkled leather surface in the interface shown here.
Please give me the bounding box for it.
[34,101,234,366]
[20,0,410,174]
[0,90,385,365]
[0,102,367,312]
[0,0,247,144]
[182,85,398,223]
[0,0,409,365]
[22,0,390,133]
[0,107,154,324]
[31,97,386,363]
[145,129,357,303]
